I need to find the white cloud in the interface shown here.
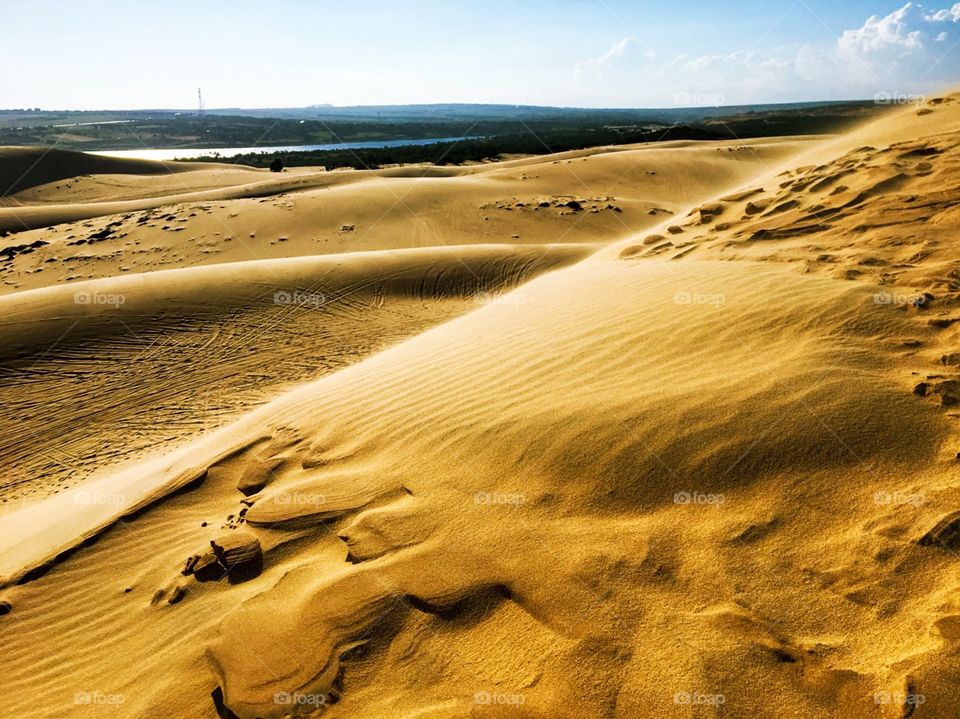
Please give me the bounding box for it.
[571,2,959,105]
[838,3,922,56]
[925,3,960,22]
[575,37,635,76]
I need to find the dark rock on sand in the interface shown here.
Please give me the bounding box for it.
[919,511,960,551]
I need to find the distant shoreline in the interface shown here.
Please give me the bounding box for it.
[88,136,484,161]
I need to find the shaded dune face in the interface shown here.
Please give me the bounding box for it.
[204,260,945,718]
[0,147,204,195]
[0,243,592,504]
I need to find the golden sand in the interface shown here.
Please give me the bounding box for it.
[1,93,958,718]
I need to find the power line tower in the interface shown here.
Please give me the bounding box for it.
[197,88,205,119]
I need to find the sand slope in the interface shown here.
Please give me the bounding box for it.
[3,94,960,718]
[0,243,592,507]
[0,137,814,292]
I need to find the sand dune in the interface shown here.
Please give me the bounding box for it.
[0,137,814,291]
[0,147,215,194]
[3,92,960,718]
[0,243,591,509]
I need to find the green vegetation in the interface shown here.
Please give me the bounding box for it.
[0,114,476,151]
[185,103,884,170]
[189,125,719,169]
[0,101,882,155]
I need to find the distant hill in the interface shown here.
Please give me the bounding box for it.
[209,100,876,124]
[1,100,876,128]
[0,100,883,153]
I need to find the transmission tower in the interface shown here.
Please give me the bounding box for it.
[197,88,205,119]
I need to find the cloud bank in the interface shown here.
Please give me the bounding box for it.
[575,3,960,105]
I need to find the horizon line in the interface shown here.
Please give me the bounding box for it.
[0,97,880,114]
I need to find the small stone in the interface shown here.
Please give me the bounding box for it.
[698,203,724,217]
[211,532,262,568]
[919,511,960,550]
[193,552,226,582]
[935,380,960,407]
[168,585,187,605]
[210,532,263,582]
[911,293,934,309]
[237,458,279,495]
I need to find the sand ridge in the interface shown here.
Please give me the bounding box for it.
[0,136,816,292]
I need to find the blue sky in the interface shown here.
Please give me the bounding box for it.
[2,0,958,109]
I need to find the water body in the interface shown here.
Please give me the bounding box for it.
[54,119,137,128]
[90,136,481,161]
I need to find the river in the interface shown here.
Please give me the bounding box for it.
[89,136,481,161]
